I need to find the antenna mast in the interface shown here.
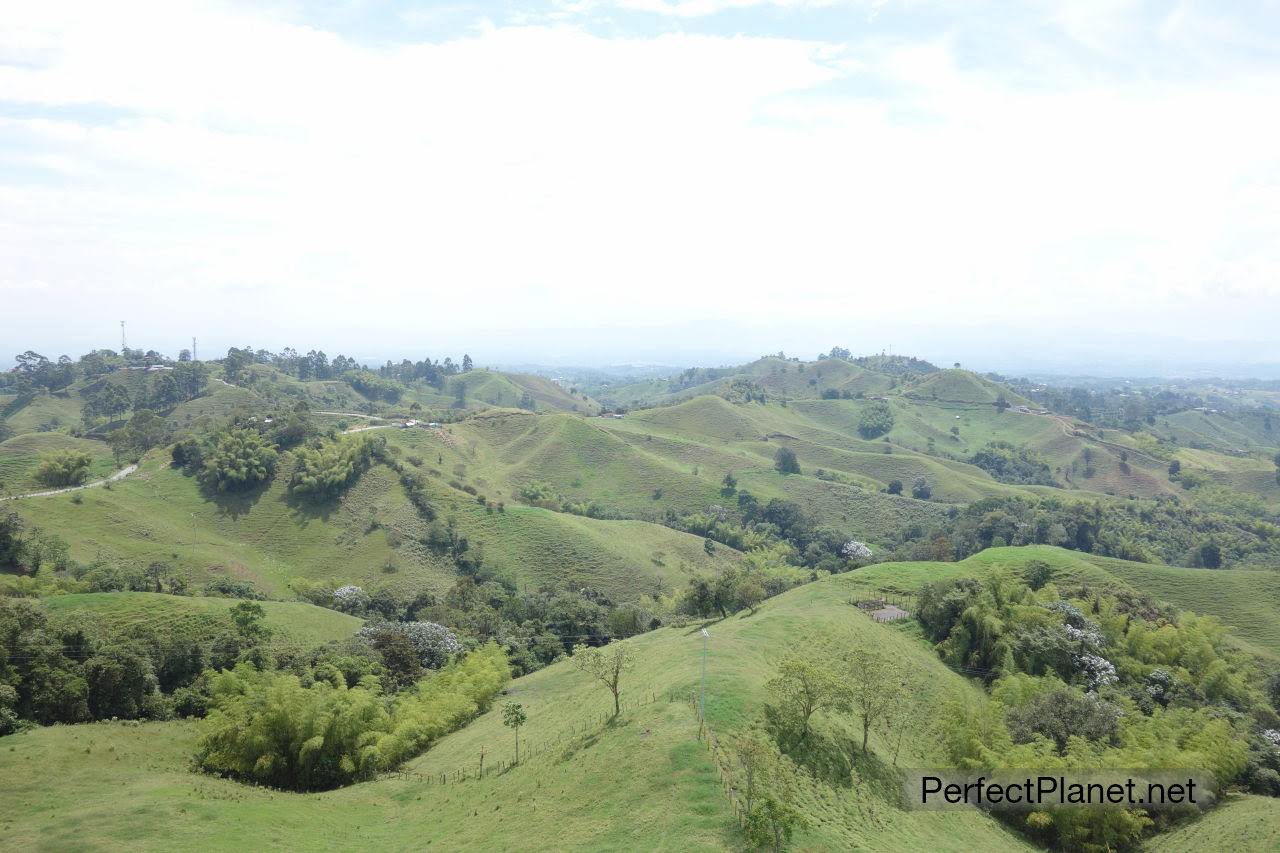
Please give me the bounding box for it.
[120,321,127,353]
[192,337,198,362]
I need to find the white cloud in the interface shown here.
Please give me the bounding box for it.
[1,1,1278,364]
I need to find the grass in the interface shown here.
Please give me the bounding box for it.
[10,441,738,602]
[1139,793,1280,851]
[0,570,1029,852]
[0,432,118,494]
[39,592,363,647]
[2,550,1274,850]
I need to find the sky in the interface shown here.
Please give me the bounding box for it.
[2,0,1279,374]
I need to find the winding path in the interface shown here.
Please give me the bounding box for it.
[1,464,138,502]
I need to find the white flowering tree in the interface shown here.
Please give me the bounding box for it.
[333,584,371,614]
[357,620,461,669]
[839,540,873,566]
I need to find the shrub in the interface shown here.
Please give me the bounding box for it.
[35,450,93,487]
[288,434,383,499]
[199,429,278,492]
[857,402,895,439]
[969,441,1057,486]
[195,644,508,791]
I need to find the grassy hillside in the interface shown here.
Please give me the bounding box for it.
[0,432,118,494]
[0,570,1029,852]
[39,592,363,646]
[1139,794,1280,851]
[903,369,1033,407]
[1,390,85,434]
[10,445,738,603]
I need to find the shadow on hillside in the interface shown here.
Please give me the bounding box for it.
[683,617,726,636]
[200,478,271,520]
[553,714,630,765]
[285,489,342,524]
[779,725,903,795]
[2,393,34,419]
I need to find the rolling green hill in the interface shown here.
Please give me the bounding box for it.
[40,592,363,647]
[9,446,740,603]
[0,432,118,494]
[8,557,1269,851]
[0,570,1032,852]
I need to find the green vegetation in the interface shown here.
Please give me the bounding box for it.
[857,400,895,438]
[288,433,384,499]
[970,441,1057,486]
[196,644,508,789]
[5,344,1280,850]
[199,428,278,492]
[34,449,93,487]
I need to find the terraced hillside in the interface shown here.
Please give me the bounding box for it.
[41,591,363,647]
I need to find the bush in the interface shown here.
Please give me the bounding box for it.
[969,441,1057,486]
[195,644,509,790]
[911,475,932,500]
[288,434,383,499]
[199,429,278,492]
[35,450,93,487]
[857,402,895,439]
[774,447,800,475]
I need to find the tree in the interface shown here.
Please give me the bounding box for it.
[462,354,474,372]
[737,579,766,615]
[229,601,271,643]
[35,450,93,487]
[0,511,27,568]
[503,701,527,763]
[911,475,931,500]
[766,649,841,746]
[735,728,773,815]
[774,447,800,475]
[886,479,903,495]
[857,402,895,438]
[571,641,635,717]
[366,628,422,689]
[840,647,904,755]
[1198,540,1222,569]
[742,745,806,852]
[721,471,737,495]
[82,382,132,421]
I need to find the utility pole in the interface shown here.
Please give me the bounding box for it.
[699,627,709,732]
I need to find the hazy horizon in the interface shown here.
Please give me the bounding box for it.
[4,1,1280,378]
